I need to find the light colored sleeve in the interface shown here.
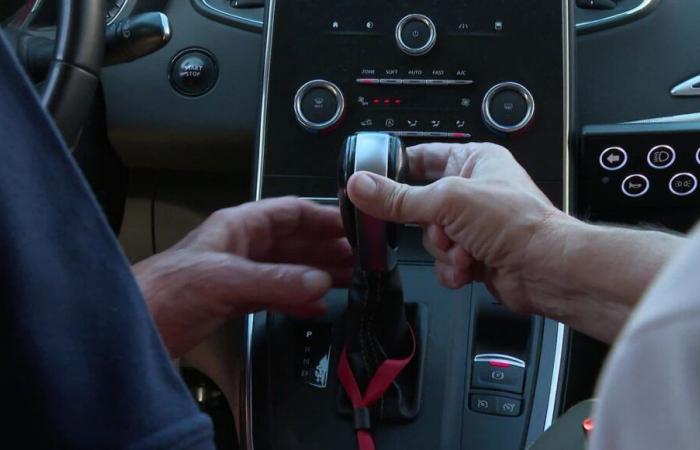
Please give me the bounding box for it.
[589,226,700,450]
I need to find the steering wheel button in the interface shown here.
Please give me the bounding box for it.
[695,147,700,165]
[599,147,627,171]
[647,145,676,169]
[621,174,650,198]
[669,173,697,196]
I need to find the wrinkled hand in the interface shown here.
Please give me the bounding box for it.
[347,142,567,316]
[133,197,352,357]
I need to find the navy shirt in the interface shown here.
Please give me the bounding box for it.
[0,33,215,449]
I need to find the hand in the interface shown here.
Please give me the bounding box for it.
[133,197,353,357]
[347,142,562,316]
[347,142,683,342]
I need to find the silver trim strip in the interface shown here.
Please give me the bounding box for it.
[671,74,700,97]
[395,14,437,56]
[546,0,573,431]
[159,12,172,42]
[625,112,700,124]
[246,0,276,446]
[474,353,526,368]
[481,82,536,133]
[575,0,660,34]
[200,0,264,28]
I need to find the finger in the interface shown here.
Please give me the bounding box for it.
[422,225,451,263]
[434,261,472,289]
[347,171,445,224]
[406,142,524,182]
[264,237,353,268]
[214,258,334,313]
[270,299,328,318]
[209,198,346,254]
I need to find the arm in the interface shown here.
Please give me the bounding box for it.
[346,142,684,343]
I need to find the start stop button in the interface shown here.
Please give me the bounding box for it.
[170,49,218,97]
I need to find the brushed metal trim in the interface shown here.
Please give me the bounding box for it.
[624,112,700,124]
[576,0,660,34]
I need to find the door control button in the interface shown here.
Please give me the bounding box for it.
[293,80,345,132]
[621,174,650,198]
[396,14,437,56]
[470,394,498,414]
[647,145,676,169]
[599,146,627,171]
[669,173,697,196]
[471,354,526,394]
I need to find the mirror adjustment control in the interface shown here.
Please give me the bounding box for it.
[471,354,526,394]
[293,80,345,132]
[482,82,535,133]
[395,14,437,56]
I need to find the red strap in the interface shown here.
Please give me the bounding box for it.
[337,328,416,450]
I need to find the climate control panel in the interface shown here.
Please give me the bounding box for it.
[257,0,571,205]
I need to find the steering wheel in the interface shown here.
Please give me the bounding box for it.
[5,0,105,143]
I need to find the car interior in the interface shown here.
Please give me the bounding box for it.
[2,0,700,449]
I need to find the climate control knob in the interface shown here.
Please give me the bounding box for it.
[293,79,345,132]
[481,82,535,134]
[395,14,437,56]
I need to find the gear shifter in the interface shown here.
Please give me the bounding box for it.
[337,132,427,449]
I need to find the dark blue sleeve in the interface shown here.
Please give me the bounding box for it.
[0,32,215,450]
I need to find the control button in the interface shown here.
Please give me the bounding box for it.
[472,354,526,394]
[482,82,535,133]
[647,145,676,169]
[451,79,475,86]
[396,14,437,56]
[402,79,427,86]
[669,173,697,196]
[599,147,628,171]
[380,78,403,85]
[696,147,700,165]
[356,78,380,85]
[470,394,498,414]
[496,397,521,417]
[169,49,218,97]
[621,174,650,198]
[293,80,345,132]
[426,79,450,86]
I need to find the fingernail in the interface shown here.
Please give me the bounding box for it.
[302,270,331,292]
[351,173,378,199]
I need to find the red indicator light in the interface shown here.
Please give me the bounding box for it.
[394,99,402,105]
[373,99,380,104]
[488,360,511,368]
[582,417,594,435]
[384,99,391,104]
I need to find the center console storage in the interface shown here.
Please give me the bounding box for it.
[246,1,575,449]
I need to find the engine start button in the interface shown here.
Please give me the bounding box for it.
[169,49,218,97]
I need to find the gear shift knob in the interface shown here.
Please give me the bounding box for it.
[338,132,408,272]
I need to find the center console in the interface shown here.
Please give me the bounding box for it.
[246,1,575,449]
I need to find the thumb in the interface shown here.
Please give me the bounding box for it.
[347,171,436,223]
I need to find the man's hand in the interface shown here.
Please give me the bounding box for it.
[347,142,683,342]
[347,142,561,315]
[133,197,352,357]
